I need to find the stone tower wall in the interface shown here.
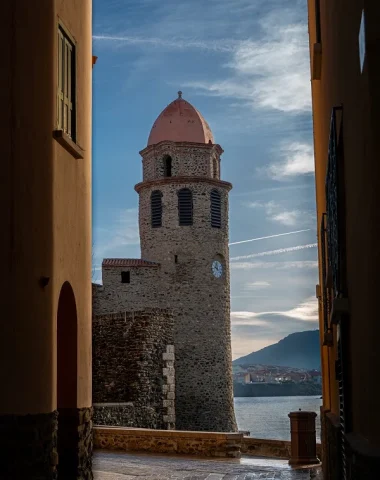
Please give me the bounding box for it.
[141,141,221,181]
[92,309,175,430]
[135,144,237,432]
[92,266,162,315]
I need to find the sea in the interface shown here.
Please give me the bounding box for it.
[234,396,322,442]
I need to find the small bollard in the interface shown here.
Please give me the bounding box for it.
[288,410,319,466]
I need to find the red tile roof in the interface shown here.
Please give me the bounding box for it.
[102,258,160,268]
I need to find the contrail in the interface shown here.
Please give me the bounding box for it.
[229,229,311,246]
[230,243,318,261]
[92,35,236,53]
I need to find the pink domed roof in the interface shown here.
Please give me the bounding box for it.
[147,92,214,146]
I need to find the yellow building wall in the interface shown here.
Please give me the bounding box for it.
[0,0,92,415]
[307,0,339,420]
[53,0,92,410]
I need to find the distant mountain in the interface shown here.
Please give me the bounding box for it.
[233,330,321,370]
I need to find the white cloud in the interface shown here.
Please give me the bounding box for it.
[230,260,318,270]
[267,142,315,180]
[270,210,300,226]
[281,296,318,321]
[230,243,317,262]
[244,281,271,290]
[183,17,310,114]
[246,200,303,227]
[93,35,237,53]
[231,296,318,324]
[231,312,269,326]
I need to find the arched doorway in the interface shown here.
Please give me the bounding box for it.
[57,281,78,478]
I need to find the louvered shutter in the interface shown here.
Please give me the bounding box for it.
[210,190,221,228]
[178,189,193,226]
[151,191,163,228]
[57,26,75,140]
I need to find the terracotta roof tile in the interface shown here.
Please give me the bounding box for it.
[102,258,159,268]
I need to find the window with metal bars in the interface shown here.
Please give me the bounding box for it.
[178,188,193,226]
[57,25,76,141]
[164,155,172,177]
[210,189,221,228]
[151,190,163,228]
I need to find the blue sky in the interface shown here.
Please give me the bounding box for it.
[92,0,319,359]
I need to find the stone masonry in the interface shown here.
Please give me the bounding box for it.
[93,96,237,432]
[0,408,93,480]
[93,309,175,430]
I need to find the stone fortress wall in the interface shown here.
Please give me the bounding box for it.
[93,264,162,314]
[92,308,175,430]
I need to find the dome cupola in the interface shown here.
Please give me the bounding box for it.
[147,92,214,146]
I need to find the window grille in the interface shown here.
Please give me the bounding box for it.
[151,190,163,228]
[178,188,193,226]
[210,189,221,228]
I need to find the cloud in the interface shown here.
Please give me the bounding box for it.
[246,201,304,227]
[183,16,310,114]
[281,296,318,321]
[231,313,270,326]
[229,229,310,246]
[267,142,315,180]
[270,210,300,226]
[230,184,311,198]
[230,297,319,357]
[230,260,318,270]
[92,35,237,53]
[231,297,318,324]
[230,243,317,261]
[96,3,310,115]
[244,281,271,290]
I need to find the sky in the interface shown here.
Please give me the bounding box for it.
[92,0,319,360]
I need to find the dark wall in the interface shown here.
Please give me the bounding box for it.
[93,309,174,429]
[310,0,380,464]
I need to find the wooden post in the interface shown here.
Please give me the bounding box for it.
[288,410,320,466]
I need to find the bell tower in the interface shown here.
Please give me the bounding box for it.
[135,92,237,432]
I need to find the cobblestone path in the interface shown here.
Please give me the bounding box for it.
[93,451,321,480]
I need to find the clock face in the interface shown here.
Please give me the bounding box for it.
[212,260,223,278]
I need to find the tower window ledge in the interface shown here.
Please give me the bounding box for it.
[53,130,84,159]
[329,297,349,325]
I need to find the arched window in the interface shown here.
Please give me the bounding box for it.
[163,155,172,177]
[151,190,163,228]
[178,188,193,226]
[210,189,221,228]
